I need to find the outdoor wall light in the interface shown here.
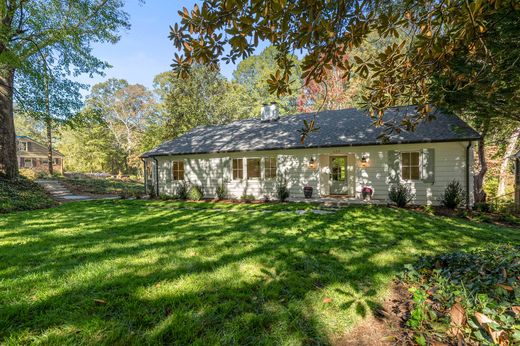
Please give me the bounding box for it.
[361,155,368,167]
[308,157,317,170]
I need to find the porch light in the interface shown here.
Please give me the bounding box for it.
[361,155,368,167]
[308,157,317,170]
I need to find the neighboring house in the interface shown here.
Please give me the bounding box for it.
[16,136,64,174]
[141,105,481,206]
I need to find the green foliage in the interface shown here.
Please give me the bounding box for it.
[170,0,520,138]
[61,177,143,196]
[0,201,518,343]
[0,178,56,213]
[388,183,413,208]
[276,179,290,202]
[151,66,255,145]
[176,182,189,200]
[441,180,464,209]
[216,183,227,200]
[233,46,301,114]
[240,194,255,203]
[401,245,520,345]
[187,185,204,201]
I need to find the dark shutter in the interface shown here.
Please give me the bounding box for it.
[387,150,400,184]
[421,148,435,183]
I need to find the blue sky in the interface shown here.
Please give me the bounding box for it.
[75,0,267,92]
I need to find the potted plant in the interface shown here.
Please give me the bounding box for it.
[303,185,313,198]
[361,186,373,200]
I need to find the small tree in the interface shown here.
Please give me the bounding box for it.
[441,180,464,209]
[389,183,414,208]
[276,178,290,202]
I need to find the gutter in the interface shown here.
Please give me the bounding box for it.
[466,142,472,208]
[141,158,147,195]
[140,137,482,159]
[152,156,159,196]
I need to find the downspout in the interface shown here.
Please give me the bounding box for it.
[141,158,147,195]
[152,156,159,196]
[466,142,472,208]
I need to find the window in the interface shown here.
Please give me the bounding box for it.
[54,158,61,165]
[232,158,243,180]
[19,142,28,151]
[24,158,32,168]
[247,158,261,180]
[401,152,420,180]
[172,160,184,181]
[265,157,277,179]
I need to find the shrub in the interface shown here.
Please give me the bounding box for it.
[216,183,227,200]
[276,179,290,202]
[176,182,189,200]
[441,180,464,209]
[0,177,56,213]
[187,185,204,201]
[240,194,255,203]
[400,245,520,345]
[19,168,39,180]
[473,202,491,213]
[388,183,413,208]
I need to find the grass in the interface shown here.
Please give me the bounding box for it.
[0,200,518,345]
[0,177,56,213]
[60,177,144,196]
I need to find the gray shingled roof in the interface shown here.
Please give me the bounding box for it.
[141,106,480,158]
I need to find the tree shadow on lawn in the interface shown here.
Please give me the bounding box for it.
[0,201,518,344]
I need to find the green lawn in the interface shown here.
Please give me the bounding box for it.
[0,201,518,345]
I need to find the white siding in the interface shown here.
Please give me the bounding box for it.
[146,140,475,205]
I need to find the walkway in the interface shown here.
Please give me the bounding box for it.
[35,180,118,202]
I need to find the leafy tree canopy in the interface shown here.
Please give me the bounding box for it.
[169,0,519,137]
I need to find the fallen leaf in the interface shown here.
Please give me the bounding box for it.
[450,303,466,326]
[474,312,506,345]
[512,306,520,316]
[323,297,332,304]
[94,299,107,305]
[497,283,513,292]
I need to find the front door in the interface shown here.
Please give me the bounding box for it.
[330,156,349,194]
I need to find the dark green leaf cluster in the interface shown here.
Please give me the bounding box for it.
[401,245,520,345]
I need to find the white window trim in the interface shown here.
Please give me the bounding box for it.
[264,157,277,180]
[400,151,422,181]
[171,160,185,181]
[246,157,262,180]
[231,158,244,181]
[24,158,33,168]
[20,142,28,151]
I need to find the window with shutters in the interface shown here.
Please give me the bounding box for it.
[247,158,261,180]
[264,157,277,179]
[172,160,184,181]
[232,158,243,180]
[401,152,420,180]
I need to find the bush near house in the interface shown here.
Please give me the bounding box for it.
[0,178,56,213]
[400,245,520,345]
[441,180,464,209]
[389,183,414,208]
[187,185,204,200]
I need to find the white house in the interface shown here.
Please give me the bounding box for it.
[141,105,480,206]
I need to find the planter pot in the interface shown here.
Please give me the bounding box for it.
[303,186,313,198]
[361,187,373,200]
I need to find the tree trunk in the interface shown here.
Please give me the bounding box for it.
[0,67,18,179]
[46,118,54,175]
[497,125,520,196]
[474,136,488,203]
